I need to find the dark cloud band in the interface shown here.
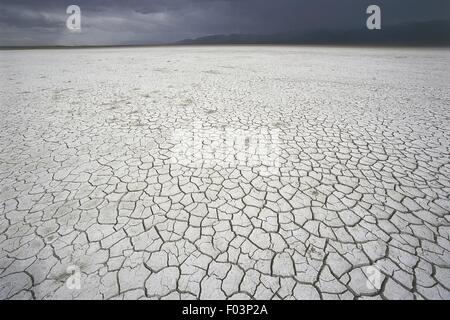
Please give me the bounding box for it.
[1,0,449,46]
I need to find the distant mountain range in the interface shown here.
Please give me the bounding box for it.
[177,20,450,46]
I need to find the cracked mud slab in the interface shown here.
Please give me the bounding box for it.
[0,46,449,300]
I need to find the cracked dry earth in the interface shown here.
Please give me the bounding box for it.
[0,46,450,300]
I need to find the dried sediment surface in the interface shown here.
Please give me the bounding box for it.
[0,46,449,300]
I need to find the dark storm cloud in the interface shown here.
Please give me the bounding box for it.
[1,0,449,45]
[0,5,63,28]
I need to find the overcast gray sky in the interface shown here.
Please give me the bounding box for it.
[1,0,449,46]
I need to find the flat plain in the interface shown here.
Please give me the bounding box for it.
[0,46,449,300]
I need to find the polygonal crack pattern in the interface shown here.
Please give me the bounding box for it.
[0,47,449,300]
